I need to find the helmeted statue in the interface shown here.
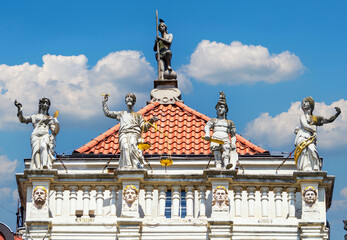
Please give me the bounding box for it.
[294,96,341,171]
[204,92,238,170]
[102,93,158,169]
[154,19,177,80]
[14,98,60,170]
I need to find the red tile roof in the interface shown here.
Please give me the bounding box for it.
[74,102,268,156]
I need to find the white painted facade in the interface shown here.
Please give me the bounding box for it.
[16,155,334,239]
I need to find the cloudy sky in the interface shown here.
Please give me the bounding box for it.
[0,1,346,238]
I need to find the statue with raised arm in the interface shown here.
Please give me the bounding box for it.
[102,93,158,169]
[204,92,238,170]
[14,98,60,170]
[294,96,341,171]
[154,18,177,80]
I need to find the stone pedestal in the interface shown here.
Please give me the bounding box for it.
[25,220,52,240]
[299,221,328,240]
[208,220,233,240]
[116,169,146,219]
[117,219,142,240]
[211,180,230,219]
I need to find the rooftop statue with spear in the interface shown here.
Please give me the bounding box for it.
[154,10,177,80]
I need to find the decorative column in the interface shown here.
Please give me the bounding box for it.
[55,186,64,216]
[144,185,153,217]
[234,186,242,217]
[158,186,167,217]
[287,187,296,218]
[95,186,105,216]
[109,186,118,216]
[82,185,91,217]
[274,187,283,218]
[247,187,256,217]
[171,185,181,218]
[198,186,206,218]
[185,186,194,218]
[260,187,269,218]
[69,185,78,216]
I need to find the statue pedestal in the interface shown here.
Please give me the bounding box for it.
[298,221,328,240]
[116,169,145,219]
[117,219,142,240]
[208,220,233,240]
[25,220,52,240]
[294,171,330,221]
[149,79,182,104]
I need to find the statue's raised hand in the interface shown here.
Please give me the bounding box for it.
[14,100,22,111]
[335,107,341,115]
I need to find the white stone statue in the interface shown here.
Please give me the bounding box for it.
[302,186,320,218]
[294,96,341,171]
[102,93,158,169]
[204,92,238,170]
[15,98,60,170]
[32,186,48,209]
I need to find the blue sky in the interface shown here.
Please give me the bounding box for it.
[0,1,346,238]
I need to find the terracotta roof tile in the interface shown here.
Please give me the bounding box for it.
[74,102,268,156]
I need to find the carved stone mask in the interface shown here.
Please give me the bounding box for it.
[302,186,318,205]
[304,190,317,204]
[123,185,138,205]
[33,186,47,209]
[215,189,227,204]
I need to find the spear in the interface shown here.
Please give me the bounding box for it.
[156,10,161,79]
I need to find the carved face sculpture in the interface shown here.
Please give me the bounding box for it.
[125,93,136,107]
[123,185,138,204]
[303,186,318,205]
[212,186,229,207]
[32,186,47,209]
[217,104,227,116]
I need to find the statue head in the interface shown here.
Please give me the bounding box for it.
[123,185,138,204]
[212,186,229,207]
[158,19,168,34]
[215,91,228,117]
[302,186,318,205]
[125,93,136,107]
[32,186,48,209]
[38,98,51,115]
[302,96,314,113]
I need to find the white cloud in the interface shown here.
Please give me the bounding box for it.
[183,40,304,85]
[341,187,347,199]
[244,99,347,150]
[330,199,347,211]
[0,51,155,129]
[0,155,17,182]
[12,189,18,202]
[0,187,12,200]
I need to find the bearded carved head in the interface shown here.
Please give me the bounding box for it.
[32,186,48,209]
[302,186,318,205]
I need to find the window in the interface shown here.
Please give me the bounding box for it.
[165,190,172,218]
[164,190,187,218]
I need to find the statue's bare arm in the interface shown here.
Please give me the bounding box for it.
[14,100,31,124]
[102,95,121,120]
[321,107,341,124]
[204,120,214,141]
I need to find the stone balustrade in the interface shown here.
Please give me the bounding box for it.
[51,184,299,220]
